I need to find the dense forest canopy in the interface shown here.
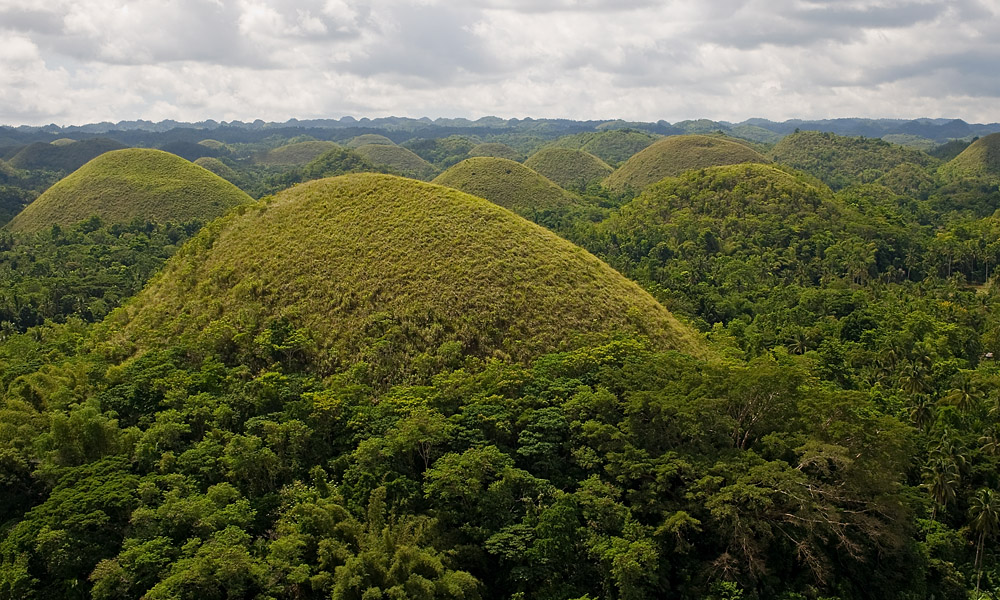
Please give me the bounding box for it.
[1,118,1000,600]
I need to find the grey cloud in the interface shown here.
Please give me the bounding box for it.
[0,8,65,34]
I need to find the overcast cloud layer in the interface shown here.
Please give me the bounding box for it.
[1,0,998,125]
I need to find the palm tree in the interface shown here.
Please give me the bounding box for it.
[968,488,1000,593]
[909,397,936,431]
[923,458,960,520]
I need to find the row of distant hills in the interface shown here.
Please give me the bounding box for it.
[4,116,999,149]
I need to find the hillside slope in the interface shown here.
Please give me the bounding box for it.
[352,144,438,180]
[604,135,769,194]
[8,149,253,232]
[525,148,613,191]
[7,138,127,172]
[258,141,340,166]
[100,174,704,382]
[939,132,1000,181]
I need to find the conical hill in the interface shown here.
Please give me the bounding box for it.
[432,157,580,220]
[8,149,253,232]
[939,133,1000,181]
[352,144,438,180]
[100,174,704,382]
[605,135,769,194]
[525,148,613,191]
[258,141,340,166]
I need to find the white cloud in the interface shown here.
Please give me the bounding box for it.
[0,0,998,125]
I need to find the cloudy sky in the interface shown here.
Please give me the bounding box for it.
[0,0,998,126]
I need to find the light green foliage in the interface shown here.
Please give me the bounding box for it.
[197,139,228,151]
[257,140,340,166]
[882,134,937,151]
[769,130,939,190]
[7,149,253,232]
[352,144,438,180]
[524,148,613,192]
[547,129,659,167]
[938,133,1000,182]
[433,157,582,221]
[99,173,704,383]
[604,135,769,195]
[468,143,522,161]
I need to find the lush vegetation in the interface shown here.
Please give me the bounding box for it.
[351,145,438,181]
[4,117,1000,600]
[547,129,660,167]
[939,133,1000,182]
[0,218,200,332]
[258,141,341,167]
[524,148,613,193]
[770,131,940,190]
[604,135,769,195]
[7,149,253,233]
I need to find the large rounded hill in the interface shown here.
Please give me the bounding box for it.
[8,149,253,232]
[7,138,127,172]
[100,174,704,383]
[432,157,580,221]
[939,133,1000,181]
[525,148,613,191]
[352,144,437,180]
[604,135,769,194]
[549,129,659,166]
[258,141,339,166]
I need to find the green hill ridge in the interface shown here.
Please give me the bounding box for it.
[524,147,613,191]
[344,134,395,148]
[351,144,438,180]
[939,133,1000,181]
[549,129,659,166]
[258,141,340,166]
[7,138,128,172]
[8,149,254,232]
[604,135,769,194]
[769,130,938,190]
[432,157,581,219]
[99,173,703,382]
[469,142,522,161]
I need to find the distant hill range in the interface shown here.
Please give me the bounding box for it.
[2,117,998,149]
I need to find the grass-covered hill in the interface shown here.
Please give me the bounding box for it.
[403,135,478,169]
[193,156,239,182]
[524,147,613,191]
[548,129,660,166]
[344,134,395,148]
[7,137,127,172]
[198,139,228,151]
[604,135,769,194]
[100,173,704,383]
[468,142,522,161]
[938,132,1000,181]
[432,157,581,222]
[590,163,851,320]
[351,144,438,180]
[7,149,254,232]
[257,141,340,166]
[769,130,939,190]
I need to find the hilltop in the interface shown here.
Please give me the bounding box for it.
[938,133,1000,181]
[100,173,704,383]
[193,156,239,182]
[0,159,17,183]
[257,141,339,166]
[344,134,395,148]
[7,148,253,232]
[469,142,522,161]
[604,135,769,194]
[524,147,613,191]
[7,138,127,172]
[351,144,438,180]
[770,130,939,190]
[432,157,581,222]
[548,129,659,166]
